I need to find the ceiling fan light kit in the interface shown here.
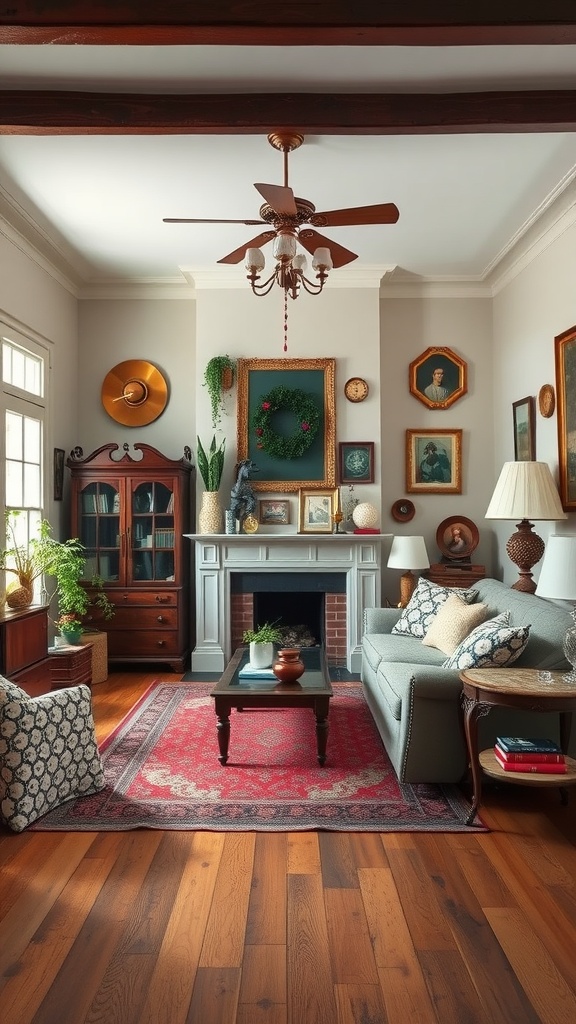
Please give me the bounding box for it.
[164,131,398,305]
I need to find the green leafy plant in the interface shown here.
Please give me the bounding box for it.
[203,355,236,428]
[197,435,226,491]
[242,620,283,644]
[1,512,115,625]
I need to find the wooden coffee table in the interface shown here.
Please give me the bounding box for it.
[210,646,333,766]
[460,667,576,825]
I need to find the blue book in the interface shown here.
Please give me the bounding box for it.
[496,736,561,754]
[238,665,276,679]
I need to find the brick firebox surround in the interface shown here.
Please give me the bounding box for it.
[186,533,389,675]
[230,590,348,665]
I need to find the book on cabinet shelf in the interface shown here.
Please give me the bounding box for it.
[493,748,567,774]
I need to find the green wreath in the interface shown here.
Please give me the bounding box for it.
[253,385,320,460]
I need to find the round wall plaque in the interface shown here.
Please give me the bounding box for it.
[538,384,555,418]
[391,499,415,523]
[101,360,168,426]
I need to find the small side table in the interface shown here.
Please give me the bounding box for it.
[424,564,485,588]
[48,642,93,690]
[460,667,576,825]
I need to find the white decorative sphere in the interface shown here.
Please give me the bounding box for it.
[352,502,379,529]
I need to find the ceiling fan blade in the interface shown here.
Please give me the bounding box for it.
[254,183,298,218]
[217,231,276,265]
[298,229,358,268]
[310,203,400,228]
[163,217,264,225]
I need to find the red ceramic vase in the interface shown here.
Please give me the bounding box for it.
[272,648,305,684]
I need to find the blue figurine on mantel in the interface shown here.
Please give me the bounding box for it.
[230,459,259,533]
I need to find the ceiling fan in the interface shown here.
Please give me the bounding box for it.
[163,132,400,272]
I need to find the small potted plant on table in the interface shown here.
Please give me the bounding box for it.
[242,620,283,669]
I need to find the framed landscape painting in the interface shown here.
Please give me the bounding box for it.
[512,396,536,461]
[554,325,576,510]
[406,429,463,494]
[258,499,290,526]
[298,488,337,534]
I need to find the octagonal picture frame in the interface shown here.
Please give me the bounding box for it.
[409,346,467,410]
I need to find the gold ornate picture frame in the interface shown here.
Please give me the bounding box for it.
[406,428,463,494]
[237,358,336,492]
[409,347,467,410]
[554,325,576,510]
[298,488,337,534]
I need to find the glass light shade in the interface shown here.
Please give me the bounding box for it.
[292,253,308,272]
[245,247,265,272]
[272,232,297,261]
[312,247,333,270]
[387,535,430,570]
[485,461,567,521]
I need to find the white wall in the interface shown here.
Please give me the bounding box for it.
[492,217,576,584]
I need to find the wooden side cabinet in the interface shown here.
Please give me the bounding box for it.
[0,605,50,693]
[423,563,486,588]
[68,442,195,672]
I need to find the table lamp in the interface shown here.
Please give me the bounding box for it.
[485,461,566,593]
[387,535,430,607]
[535,534,576,681]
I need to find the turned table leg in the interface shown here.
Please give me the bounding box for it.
[461,692,491,826]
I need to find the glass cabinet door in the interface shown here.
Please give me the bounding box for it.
[77,481,121,582]
[131,480,175,583]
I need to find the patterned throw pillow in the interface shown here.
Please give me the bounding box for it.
[0,677,105,833]
[442,612,530,670]
[422,594,489,655]
[391,577,478,640]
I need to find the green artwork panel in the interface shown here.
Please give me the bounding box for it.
[247,368,326,482]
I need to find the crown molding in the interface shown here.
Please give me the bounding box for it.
[78,279,195,300]
[183,265,395,290]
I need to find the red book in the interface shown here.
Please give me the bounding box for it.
[493,749,567,774]
[353,529,380,534]
[495,743,565,764]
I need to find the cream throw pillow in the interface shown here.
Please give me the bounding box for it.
[422,594,488,655]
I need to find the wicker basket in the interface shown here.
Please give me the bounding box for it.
[80,630,108,684]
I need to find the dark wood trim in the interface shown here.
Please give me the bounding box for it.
[3,89,576,135]
[3,3,576,44]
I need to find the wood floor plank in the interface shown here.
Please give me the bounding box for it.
[334,982,389,1024]
[245,832,287,945]
[238,943,287,1006]
[383,847,456,951]
[325,888,379,985]
[138,831,225,1024]
[237,1005,287,1024]
[198,832,255,968]
[347,831,390,868]
[417,950,487,1024]
[287,873,337,1024]
[485,906,576,1024]
[286,831,321,874]
[185,966,241,1024]
[318,832,359,888]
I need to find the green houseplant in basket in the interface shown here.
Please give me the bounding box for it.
[203,355,236,428]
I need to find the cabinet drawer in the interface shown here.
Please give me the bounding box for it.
[108,607,178,630]
[110,589,178,608]
[108,630,180,657]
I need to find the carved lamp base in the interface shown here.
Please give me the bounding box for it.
[506,519,545,593]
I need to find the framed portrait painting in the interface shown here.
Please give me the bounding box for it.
[512,396,536,461]
[409,347,467,410]
[53,448,65,501]
[554,325,576,511]
[298,488,337,534]
[338,441,375,484]
[406,429,463,494]
[237,357,336,493]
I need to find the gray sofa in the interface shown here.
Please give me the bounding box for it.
[361,578,574,784]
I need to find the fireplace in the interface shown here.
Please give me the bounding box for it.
[187,533,387,674]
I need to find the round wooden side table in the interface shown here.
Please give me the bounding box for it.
[460,667,576,825]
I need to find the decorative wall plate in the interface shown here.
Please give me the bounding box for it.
[538,384,555,418]
[436,515,479,561]
[391,498,415,523]
[344,377,369,402]
[101,360,168,426]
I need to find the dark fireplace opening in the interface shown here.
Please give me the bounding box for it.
[254,591,324,647]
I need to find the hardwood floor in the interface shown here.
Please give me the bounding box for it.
[1,669,576,1024]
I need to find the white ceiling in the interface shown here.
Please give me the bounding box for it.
[2,43,576,286]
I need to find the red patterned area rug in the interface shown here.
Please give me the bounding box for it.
[32,683,486,832]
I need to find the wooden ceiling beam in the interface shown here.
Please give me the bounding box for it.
[2,90,576,135]
[3,3,576,45]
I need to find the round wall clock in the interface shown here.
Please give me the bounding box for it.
[538,384,555,418]
[101,360,168,426]
[344,377,369,403]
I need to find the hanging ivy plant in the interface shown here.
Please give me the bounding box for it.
[252,385,320,460]
[203,355,236,428]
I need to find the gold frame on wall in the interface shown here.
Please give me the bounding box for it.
[554,325,576,510]
[237,357,336,492]
[406,428,463,494]
[409,346,467,410]
[298,488,338,534]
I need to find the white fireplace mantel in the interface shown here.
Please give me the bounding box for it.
[185,533,391,674]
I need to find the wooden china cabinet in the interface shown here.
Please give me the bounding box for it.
[68,443,194,672]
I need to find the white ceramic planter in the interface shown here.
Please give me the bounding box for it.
[249,641,274,669]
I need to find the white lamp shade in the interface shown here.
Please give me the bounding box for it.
[292,253,308,272]
[387,535,430,571]
[485,461,567,521]
[312,246,333,270]
[245,247,265,271]
[272,231,297,261]
[535,535,576,600]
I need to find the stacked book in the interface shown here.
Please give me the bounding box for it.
[494,736,566,774]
